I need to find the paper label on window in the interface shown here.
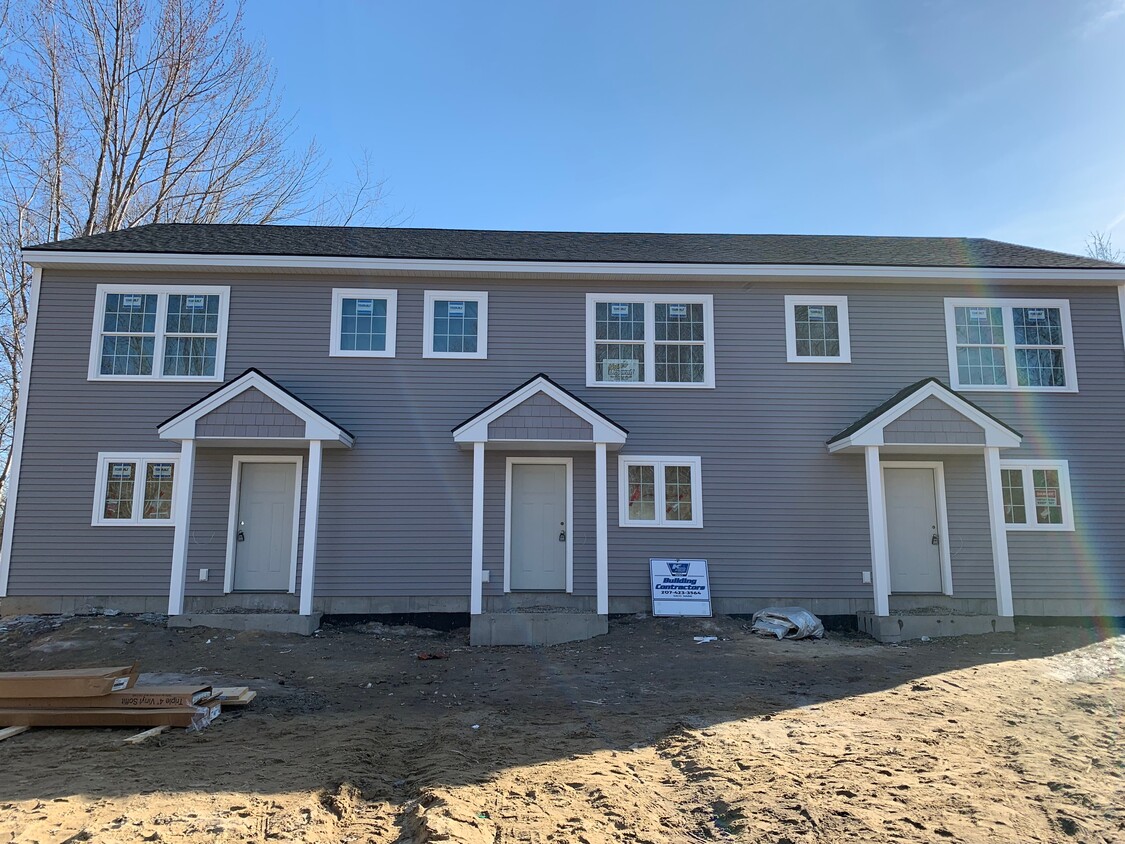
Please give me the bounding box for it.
[446,301,465,316]
[1026,308,1045,321]
[602,359,640,382]
[1035,489,1058,507]
[150,464,173,479]
[185,295,205,309]
[354,299,374,314]
[610,303,630,317]
[806,305,825,320]
[122,295,142,308]
[110,464,133,479]
[969,307,988,321]
[668,304,687,318]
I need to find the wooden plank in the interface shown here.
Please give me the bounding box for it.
[213,687,256,708]
[0,725,30,741]
[122,725,170,745]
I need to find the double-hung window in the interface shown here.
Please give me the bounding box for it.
[784,295,851,362]
[618,456,703,527]
[330,288,398,357]
[999,460,1074,531]
[89,285,229,381]
[93,453,179,526]
[944,298,1076,391]
[423,291,487,359]
[586,294,715,387]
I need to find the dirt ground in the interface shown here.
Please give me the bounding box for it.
[0,613,1121,844]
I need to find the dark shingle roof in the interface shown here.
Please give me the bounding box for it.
[24,224,1123,269]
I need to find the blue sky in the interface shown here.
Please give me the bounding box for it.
[242,1,1125,256]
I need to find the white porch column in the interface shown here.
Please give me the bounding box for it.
[298,440,324,617]
[595,441,608,615]
[167,438,196,616]
[983,446,1015,617]
[864,445,890,616]
[470,441,485,615]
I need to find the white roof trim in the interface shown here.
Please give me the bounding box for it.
[827,380,1021,453]
[22,249,1125,282]
[453,376,627,445]
[158,370,354,446]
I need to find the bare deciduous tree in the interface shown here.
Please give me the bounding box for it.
[1085,230,1123,263]
[0,0,388,494]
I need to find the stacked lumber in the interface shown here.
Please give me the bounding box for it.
[0,663,254,735]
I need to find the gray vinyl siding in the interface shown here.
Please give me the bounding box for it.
[883,397,985,445]
[487,393,593,441]
[196,389,305,438]
[7,269,1124,613]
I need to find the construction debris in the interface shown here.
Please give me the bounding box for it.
[0,664,254,737]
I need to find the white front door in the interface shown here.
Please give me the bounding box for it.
[509,463,568,591]
[884,467,943,593]
[233,462,297,592]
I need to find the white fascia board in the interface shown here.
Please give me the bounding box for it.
[22,249,1125,283]
[828,381,1022,452]
[453,376,627,444]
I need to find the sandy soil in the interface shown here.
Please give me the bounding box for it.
[0,613,1121,844]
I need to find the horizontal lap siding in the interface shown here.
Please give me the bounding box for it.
[8,272,1124,611]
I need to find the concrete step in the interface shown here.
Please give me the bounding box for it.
[470,611,607,646]
[858,610,1014,644]
[168,612,322,636]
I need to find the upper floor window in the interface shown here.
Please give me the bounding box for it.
[330,288,398,357]
[784,295,851,362]
[92,452,179,526]
[1000,459,1074,531]
[88,285,229,382]
[423,291,488,359]
[586,294,715,387]
[943,298,1077,392]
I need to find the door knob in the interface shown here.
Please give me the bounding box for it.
[559,530,566,542]
[237,530,245,542]
[931,533,939,545]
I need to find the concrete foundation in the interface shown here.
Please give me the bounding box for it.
[168,612,322,636]
[857,610,1015,644]
[470,612,608,646]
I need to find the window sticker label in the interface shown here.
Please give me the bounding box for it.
[668,304,687,318]
[446,301,465,316]
[1026,308,1045,321]
[185,295,205,309]
[610,303,630,317]
[1035,489,1058,507]
[969,307,988,321]
[122,295,143,308]
[650,559,712,617]
[110,464,133,479]
[354,299,374,314]
[150,464,173,479]
[806,305,825,320]
[602,359,640,382]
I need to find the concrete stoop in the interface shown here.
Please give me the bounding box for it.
[168,612,322,636]
[858,610,1014,644]
[470,611,608,646]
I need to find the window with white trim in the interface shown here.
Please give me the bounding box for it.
[423,291,487,359]
[93,453,179,526]
[587,294,715,387]
[330,288,397,357]
[618,456,703,527]
[784,295,851,362]
[944,298,1076,391]
[89,285,229,381]
[999,460,1074,531]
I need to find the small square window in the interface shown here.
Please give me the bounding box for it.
[330,289,398,357]
[424,291,488,359]
[785,295,851,362]
[93,454,179,526]
[619,456,703,528]
[999,460,1074,531]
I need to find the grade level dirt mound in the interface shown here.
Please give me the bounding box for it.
[0,614,1120,843]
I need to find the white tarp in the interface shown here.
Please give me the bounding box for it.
[751,606,825,640]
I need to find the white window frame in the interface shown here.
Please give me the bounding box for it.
[423,290,488,359]
[618,455,703,528]
[943,298,1078,392]
[999,459,1074,532]
[586,294,715,388]
[329,288,398,357]
[784,294,851,363]
[92,452,180,526]
[88,284,230,382]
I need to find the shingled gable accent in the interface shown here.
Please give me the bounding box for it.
[453,374,627,447]
[158,368,354,446]
[826,378,1021,452]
